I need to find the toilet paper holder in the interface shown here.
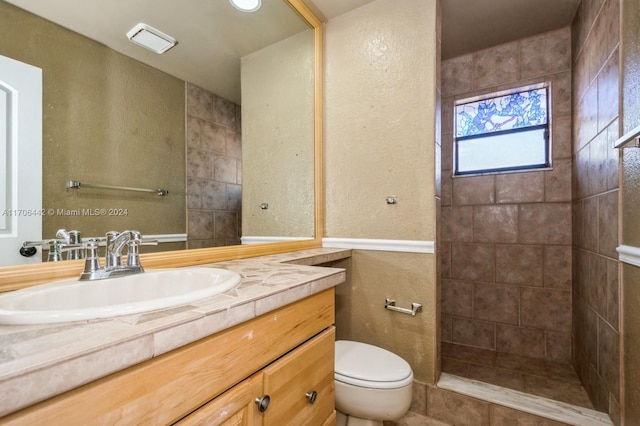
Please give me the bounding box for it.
[384,298,422,316]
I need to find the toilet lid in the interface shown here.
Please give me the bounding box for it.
[334,340,413,389]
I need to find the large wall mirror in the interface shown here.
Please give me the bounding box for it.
[0,0,323,290]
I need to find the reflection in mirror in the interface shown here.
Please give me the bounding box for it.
[0,0,315,268]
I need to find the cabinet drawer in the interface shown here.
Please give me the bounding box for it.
[262,327,335,425]
[175,373,263,426]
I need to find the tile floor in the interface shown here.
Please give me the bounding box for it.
[440,342,593,409]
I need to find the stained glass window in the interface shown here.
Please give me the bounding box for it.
[454,84,551,176]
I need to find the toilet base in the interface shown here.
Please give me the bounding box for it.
[336,410,383,426]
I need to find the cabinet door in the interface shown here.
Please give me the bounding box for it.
[262,327,335,425]
[175,373,264,426]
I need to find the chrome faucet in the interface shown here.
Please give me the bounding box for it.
[22,229,84,262]
[79,230,156,281]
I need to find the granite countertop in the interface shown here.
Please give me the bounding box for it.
[0,248,351,418]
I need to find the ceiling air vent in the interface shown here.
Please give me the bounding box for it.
[126,23,176,54]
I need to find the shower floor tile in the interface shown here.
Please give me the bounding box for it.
[441,343,594,410]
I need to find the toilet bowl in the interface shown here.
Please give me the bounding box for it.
[334,340,413,426]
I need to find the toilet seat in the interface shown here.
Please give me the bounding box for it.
[335,340,413,389]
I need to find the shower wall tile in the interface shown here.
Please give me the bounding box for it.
[474,283,519,325]
[473,43,519,89]
[441,54,473,97]
[521,288,571,331]
[544,245,572,290]
[546,330,572,362]
[451,317,495,350]
[495,245,543,286]
[442,279,473,318]
[598,190,618,258]
[451,243,495,282]
[495,172,544,204]
[473,205,518,243]
[606,258,619,331]
[519,203,571,245]
[496,325,545,358]
[441,206,473,242]
[520,28,571,79]
[545,159,572,202]
[452,175,495,205]
[553,115,573,160]
[553,71,573,118]
[597,52,619,132]
[186,85,242,246]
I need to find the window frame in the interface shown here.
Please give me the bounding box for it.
[452,82,552,177]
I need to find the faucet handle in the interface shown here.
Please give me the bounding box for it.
[23,239,65,262]
[80,240,102,279]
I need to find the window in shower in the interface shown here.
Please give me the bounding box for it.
[453,83,551,176]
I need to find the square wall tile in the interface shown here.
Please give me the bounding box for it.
[452,317,496,350]
[496,324,545,358]
[545,330,572,362]
[496,244,543,286]
[442,279,473,318]
[495,171,544,204]
[519,203,571,244]
[442,54,473,97]
[520,28,571,79]
[452,175,495,206]
[442,206,473,242]
[473,42,519,90]
[521,288,572,332]
[473,205,519,243]
[451,243,495,282]
[474,283,519,325]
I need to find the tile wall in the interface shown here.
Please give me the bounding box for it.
[186,84,242,248]
[440,28,573,363]
[571,0,621,420]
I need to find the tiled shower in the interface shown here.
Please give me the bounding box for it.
[439,0,621,422]
[185,84,243,248]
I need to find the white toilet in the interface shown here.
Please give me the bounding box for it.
[334,340,414,426]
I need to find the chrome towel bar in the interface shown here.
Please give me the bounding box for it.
[384,298,422,316]
[68,180,168,196]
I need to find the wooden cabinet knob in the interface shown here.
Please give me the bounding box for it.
[255,395,271,413]
[305,390,318,404]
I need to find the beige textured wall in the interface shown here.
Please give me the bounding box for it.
[0,2,186,248]
[621,0,640,423]
[571,0,620,419]
[241,30,315,238]
[325,0,439,384]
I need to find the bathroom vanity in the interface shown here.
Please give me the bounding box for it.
[0,249,350,425]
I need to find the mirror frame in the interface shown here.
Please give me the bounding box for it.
[0,0,324,292]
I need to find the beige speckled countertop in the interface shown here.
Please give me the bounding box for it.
[0,248,351,418]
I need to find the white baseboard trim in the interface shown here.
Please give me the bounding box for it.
[322,237,435,254]
[617,245,640,268]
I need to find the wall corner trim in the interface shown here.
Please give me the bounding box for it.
[322,237,435,253]
[617,245,640,267]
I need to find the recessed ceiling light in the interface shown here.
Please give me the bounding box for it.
[229,0,261,12]
[126,23,177,54]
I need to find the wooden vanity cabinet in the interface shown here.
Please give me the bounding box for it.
[178,327,335,426]
[1,289,337,425]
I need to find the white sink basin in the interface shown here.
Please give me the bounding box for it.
[0,267,241,325]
